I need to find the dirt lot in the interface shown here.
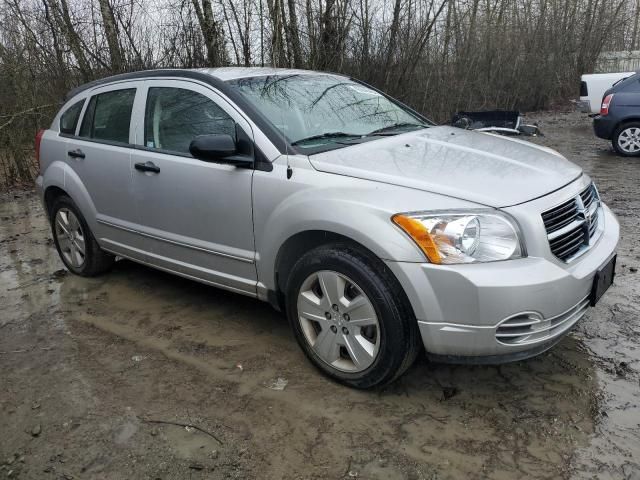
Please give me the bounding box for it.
[1,111,639,480]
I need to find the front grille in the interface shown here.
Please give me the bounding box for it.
[496,296,590,345]
[542,183,602,262]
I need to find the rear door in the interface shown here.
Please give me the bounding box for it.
[130,79,257,295]
[65,82,147,260]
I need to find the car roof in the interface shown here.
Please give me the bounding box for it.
[64,67,340,100]
[194,67,330,81]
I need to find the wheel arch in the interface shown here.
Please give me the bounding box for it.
[44,185,69,219]
[614,117,640,133]
[41,162,99,231]
[271,229,416,319]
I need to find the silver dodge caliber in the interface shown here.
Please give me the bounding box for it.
[36,68,619,388]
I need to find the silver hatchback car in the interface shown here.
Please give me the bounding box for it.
[36,68,619,388]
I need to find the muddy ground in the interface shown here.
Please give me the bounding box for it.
[1,110,639,480]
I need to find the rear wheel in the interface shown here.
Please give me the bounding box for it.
[50,195,114,276]
[286,244,421,389]
[613,122,640,157]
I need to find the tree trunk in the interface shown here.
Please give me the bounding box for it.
[192,0,226,67]
[287,0,303,67]
[384,0,402,85]
[97,0,124,71]
[266,0,286,66]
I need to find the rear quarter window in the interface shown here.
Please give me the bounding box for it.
[622,77,640,93]
[59,99,85,134]
[79,89,136,144]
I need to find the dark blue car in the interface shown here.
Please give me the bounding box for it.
[593,72,640,157]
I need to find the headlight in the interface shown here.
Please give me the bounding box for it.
[392,211,524,264]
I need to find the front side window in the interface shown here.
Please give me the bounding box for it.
[227,74,430,150]
[79,89,136,144]
[60,99,85,134]
[144,87,236,155]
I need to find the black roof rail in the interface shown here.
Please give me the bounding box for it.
[63,69,213,100]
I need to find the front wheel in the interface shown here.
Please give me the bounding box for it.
[285,244,421,389]
[613,122,640,157]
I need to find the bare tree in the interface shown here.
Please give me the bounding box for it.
[192,0,227,66]
[98,0,124,71]
[1,0,638,187]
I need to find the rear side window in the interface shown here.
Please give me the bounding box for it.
[79,89,136,144]
[144,87,235,155]
[623,77,640,93]
[60,99,85,134]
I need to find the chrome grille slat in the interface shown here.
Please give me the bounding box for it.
[542,201,577,221]
[550,226,583,246]
[542,183,602,262]
[499,319,540,328]
[545,212,578,232]
[495,297,590,345]
[542,198,576,218]
[580,187,595,209]
[553,237,584,259]
[542,199,579,233]
[548,219,584,241]
[553,231,585,252]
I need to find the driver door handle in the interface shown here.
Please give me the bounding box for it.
[134,161,160,174]
[67,149,85,159]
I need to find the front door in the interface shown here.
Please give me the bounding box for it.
[130,80,257,295]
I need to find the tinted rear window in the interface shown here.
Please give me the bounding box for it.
[79,89,136,144]
[60,99,85,134]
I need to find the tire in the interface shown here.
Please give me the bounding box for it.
[50,195,114,276]
[612,122,640,157]
[285,243,421,389]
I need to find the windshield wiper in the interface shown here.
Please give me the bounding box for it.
[368,122,428,136]
[291,132,362,146]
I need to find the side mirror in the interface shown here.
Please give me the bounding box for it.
[189,134,253,168]
[189,134,236,160]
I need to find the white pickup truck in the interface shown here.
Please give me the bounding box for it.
[578,72,636,114]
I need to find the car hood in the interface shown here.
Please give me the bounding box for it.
[308,126,582,207]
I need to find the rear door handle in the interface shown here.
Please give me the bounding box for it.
[134,161,160,173]
[67,149,85,159]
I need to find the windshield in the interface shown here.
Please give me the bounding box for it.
[226,74,430,149]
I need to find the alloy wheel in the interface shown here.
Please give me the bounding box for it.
[618,127,640,154]
[54,208,86,268]
[296,270,380,372]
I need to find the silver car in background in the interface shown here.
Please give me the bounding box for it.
[35,68,619,388]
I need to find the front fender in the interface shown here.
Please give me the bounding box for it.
[252,161,479,291]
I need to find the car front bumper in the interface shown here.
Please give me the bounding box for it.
[385,205,619,362]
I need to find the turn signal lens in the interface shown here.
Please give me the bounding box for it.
[392,214,442,264]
